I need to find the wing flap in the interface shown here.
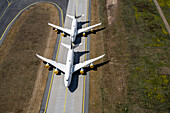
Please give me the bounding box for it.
[78,22,101,34]
[48,23,71,35]
[36,54,66,73]
[74,54,105,72]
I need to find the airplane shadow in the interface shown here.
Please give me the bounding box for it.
[68,60,110,92]
[77,21,90,29]
[74,51,89,64]
[86,27,106,35]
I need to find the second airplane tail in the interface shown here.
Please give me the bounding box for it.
[61,43,82,50]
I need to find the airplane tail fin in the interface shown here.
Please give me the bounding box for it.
[72,43,82,49]
[75,14,84,19]
[66,14,84,19]
[66,7,84,20]
[61,42,82,50]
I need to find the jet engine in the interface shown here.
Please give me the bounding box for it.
[90,29,94,32]
[80,68,84,74]
[54,68,59,74]
[90,63,94,68]
[61,32,65,37]
[83,32,86,36]
[45,63,50,68]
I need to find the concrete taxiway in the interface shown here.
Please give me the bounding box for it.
[41,0,91,113]
[0,0,91,112]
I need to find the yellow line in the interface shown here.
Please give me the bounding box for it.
[82,0,89,112]
[0,1,64,41]
[0,1,64,112]
[42,2,64,113]
[0,0,14,20]
[63,88,68,113]
[76,0,79,16]
[7,0,9,4]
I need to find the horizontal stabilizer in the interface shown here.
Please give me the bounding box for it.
[67,14,74,19]
[61,43,70,49]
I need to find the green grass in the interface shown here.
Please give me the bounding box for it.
[120,0,170,112]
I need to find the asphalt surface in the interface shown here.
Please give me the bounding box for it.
[43,0,91,113]
[0,0,68,46]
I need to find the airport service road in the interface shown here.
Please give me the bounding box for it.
[45,0,91,113]
[0,0,68,46]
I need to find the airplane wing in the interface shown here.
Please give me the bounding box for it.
[74,54,105,72]
[36,54,66,73]
[77,22,102,34]
[48,23,72,35]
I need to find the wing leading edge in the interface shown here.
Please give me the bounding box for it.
[78,22,102,34]
[48,23,72,35]
[74,54,105,72]
[36,54,66,73]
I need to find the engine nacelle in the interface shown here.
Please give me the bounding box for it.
[83,32,86,36]
[90,63,94,68]
[54,68,59,74]
[80,68,84,74]
[45,63,50,68]
[90,29,94,32]
[61,32,65,36]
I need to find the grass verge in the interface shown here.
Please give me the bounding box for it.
[120,0,170,112]
[90,0,169,113]
[0,3,59,112]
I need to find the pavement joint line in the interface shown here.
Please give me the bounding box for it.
[42,2,64,112]
[44,34,62,113]
[7,0,9,4]
[62,0,80,112]
[0,0,14,20]
[0,1,64,42]
[63,88,68,113]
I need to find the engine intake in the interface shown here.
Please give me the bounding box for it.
[90,63,94,68]
[54,68,59,74]
[80,68,84,74]
[83,32,86,36]
[45,63,50,68]
[61,32,65,36]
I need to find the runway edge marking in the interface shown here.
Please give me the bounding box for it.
[0,1,64,113]
[43,2,64,112]
[82,0,89,112]
[63,88,68,113]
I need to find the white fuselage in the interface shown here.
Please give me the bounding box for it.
[64,48,74,87]
[71,18,78,42]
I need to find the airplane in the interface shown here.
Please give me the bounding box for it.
[48,10,102,43]
[36,43,105,87]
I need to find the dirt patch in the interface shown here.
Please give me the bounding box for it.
[106,0,117,24]
[0,3,59,113]
[90,0,128,113]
